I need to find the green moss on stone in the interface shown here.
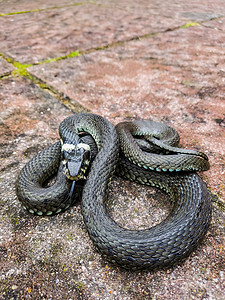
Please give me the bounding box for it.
[182,22,200,28]
[11,63,33,77]
[39,51,80,65]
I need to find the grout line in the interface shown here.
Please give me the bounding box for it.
[29,73,89,113]
[29,16,225,67]
[36,51,81,66]
[0,1,97,17]
[0,71,12,79]
[0,53,89,113]
[1,15,223,71]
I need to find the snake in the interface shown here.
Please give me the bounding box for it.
[16,113,211,270]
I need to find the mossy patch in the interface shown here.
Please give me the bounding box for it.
[0,54,32,78]
[38,51,80,65]
[182,21,200,28]
[11,63,33,78]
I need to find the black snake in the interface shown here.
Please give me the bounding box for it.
[16,113,211,269]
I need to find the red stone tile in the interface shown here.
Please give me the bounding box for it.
[1,0,224,64]
[0,76,72,171]
[100,0,224,22]
[0,0,82,13]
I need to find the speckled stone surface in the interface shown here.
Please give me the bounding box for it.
[0,0,224,64]
[0,1,225,299]
[0,0,84,13]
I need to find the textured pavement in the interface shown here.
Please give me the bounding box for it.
[0,1,225,299]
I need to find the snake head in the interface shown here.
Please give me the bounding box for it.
[62,142,90,180]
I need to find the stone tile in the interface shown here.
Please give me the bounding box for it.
[1,0,224,64]
[0,76,72,171]
[29,21,225,199]
[100,0,224,22]
[0,0,83,14]
[0,57,14,76]
[1,0,224,19]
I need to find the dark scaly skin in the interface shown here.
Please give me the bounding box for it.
[16,142,73,215]
[16,113,211,269]
[116,120,209,172]
[87,159,211,269]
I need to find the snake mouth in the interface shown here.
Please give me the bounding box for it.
[62,142,91,180]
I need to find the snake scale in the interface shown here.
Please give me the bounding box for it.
[16,113,211,270]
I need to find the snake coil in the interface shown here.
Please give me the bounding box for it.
[16,113,211,269]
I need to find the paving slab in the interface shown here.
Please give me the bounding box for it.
[0,0,224,64]
[29,19,225,200]
[100,0,224,22]
[1,0,224,18]
[0,0,86,14]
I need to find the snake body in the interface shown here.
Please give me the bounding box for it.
[16,113,211,269]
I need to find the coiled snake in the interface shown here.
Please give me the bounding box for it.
[16,113,211,269]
